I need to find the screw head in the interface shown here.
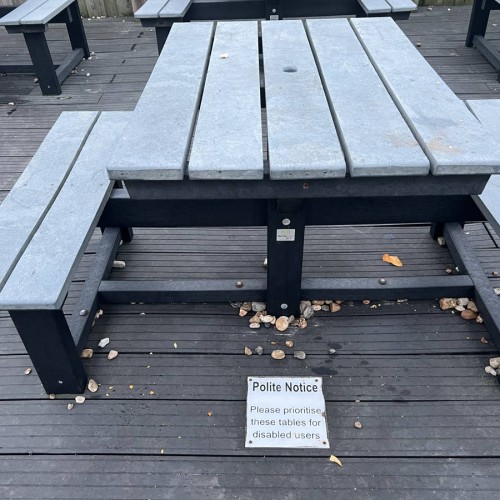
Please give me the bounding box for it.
[235,281,244,288]
[378,278,387,285]
[79,309,89,316]
[282,218,291,226]
[281,303,288,310]
[272,8,276,12]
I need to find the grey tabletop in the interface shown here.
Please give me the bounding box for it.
[107,17,500,182]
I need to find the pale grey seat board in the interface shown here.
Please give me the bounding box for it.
[160,0,192,17]
[261,20,346,180]
[0,112,129,311]
[134,0,169,19]
[19,0,74,25]
[385,0,417,12]
[188,21,263,180]
[0,111,98,293]
[107,22,214,181]
[0,0,49,25]
[350,17,500,175]
[358,0,391,14]
[306,19,429,177]
[465,99,500,237]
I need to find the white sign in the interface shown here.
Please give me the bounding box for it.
[245,376,329,448]
[276,228,296,241]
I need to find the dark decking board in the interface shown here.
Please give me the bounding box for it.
[2,6,500,498]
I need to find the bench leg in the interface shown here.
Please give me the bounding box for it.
[266,199,306,317]
[466,0,490,47]
[66,1,90,58]
[9,310,87,394]
[23,32,61,95]
[156,26,172,53]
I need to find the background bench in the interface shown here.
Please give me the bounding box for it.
[0,111,132,394]
[0,0,90,95]
[135,0,417,53]
[466,99,500,238]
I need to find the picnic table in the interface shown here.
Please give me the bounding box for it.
[2,17,500,394]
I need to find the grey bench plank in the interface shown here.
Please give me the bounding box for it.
[0,0,45,25]
[261,20,345,180]
[358,0,391,14]
[18,0,74,25]
[160,0,192,17]
[466,99,500,237]
[134,0,169,19]
[188,21,263,180]
[306,19,429,177]
[0,112,129,310]
[107,22,214,181]
[350,17,500,175]
[385,0,417,12]
[0,112,98,293]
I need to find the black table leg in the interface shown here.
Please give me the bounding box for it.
[9,310,87,394]
[156,26,172,53]
[67,1,90,58]
[466,0,490,47]
[266,199,306,317]
[23,32,61,95]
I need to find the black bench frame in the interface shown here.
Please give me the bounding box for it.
[0,1,89,95]
[466,0,500,82]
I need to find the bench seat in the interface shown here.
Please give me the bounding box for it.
[358,0,416,15]
[0,0,90,95]
[0,111,130,394]
[466,99,500,238]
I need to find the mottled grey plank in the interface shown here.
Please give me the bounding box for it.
[107,22,213,181]
[351,17,500,175]
[307,19,429,177]
[262,20,346,179]
[189,21,263,179]
[0,112,98,293]
[0,112,129,310]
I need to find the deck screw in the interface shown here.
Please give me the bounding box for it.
[281,303,288,309]
[272,8,276,12]
[282,218,291,226]
[378,278,387,285]
[235,281,244,288]
[79,309,89,316]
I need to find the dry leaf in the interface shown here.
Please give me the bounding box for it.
[329,455,343,467]
[382,253,403,267]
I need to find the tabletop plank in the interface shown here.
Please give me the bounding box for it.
[261,20,346,180]
[107,22,213,181]
[188,22,263,180]
[306,19,429,177]
[350,17,500,175]
[134,0,169,19]
[18,0,74,25]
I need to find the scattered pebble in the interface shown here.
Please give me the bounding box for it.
[87,379,98,393]
[275,316,290,332]
[239,308,248,317]
[461,309,477,320]
[476,315,484,324]
[249,313,263,324]
[312,300,325,305]
[492,271,499,277]
[298,317,308,329]
[416,42,422,47]
[480,337,489,344]
[75,396,85,404]
[252,302,266,312]
[263,258,268,268]
[249,323,261,329]
[455,305,465,312]
[485,366,497,376]
[490,357,500,369]
[261,315,274,324]
[8,102,15,106]
[244,347,253,356]
[285,340,294,348]
[207,411,213,417]
[329,349,336,355]
[108,350,118,360]
[303,306,314,319]
[112,260,126,268]
[329,455,343,466]
[495,288,500,296]
[312,304,322,311]
[288,315,295,324]
[300,301,312,314]
[467,301,478,312]
[129,384,134,389]
[439,298,457,310]
[271,349,286,360]
[49,394,56,400]
[24,368,32,375]
[354,421,363,429]
[321,305,329,311]
[255,346,264,355]
[98,337,110,348]
[294,351,306,360]
[362,300,370,305]
[457,298,469,307]
[241,302,252,312]
[67,403,74,411]
[445,268,453,274]
[330,303,341,313]
[86,72,91,77]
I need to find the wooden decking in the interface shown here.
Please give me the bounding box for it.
[1,7,500,498]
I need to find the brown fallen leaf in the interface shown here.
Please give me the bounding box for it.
[382,253,403,267]
[329,455,343,467]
